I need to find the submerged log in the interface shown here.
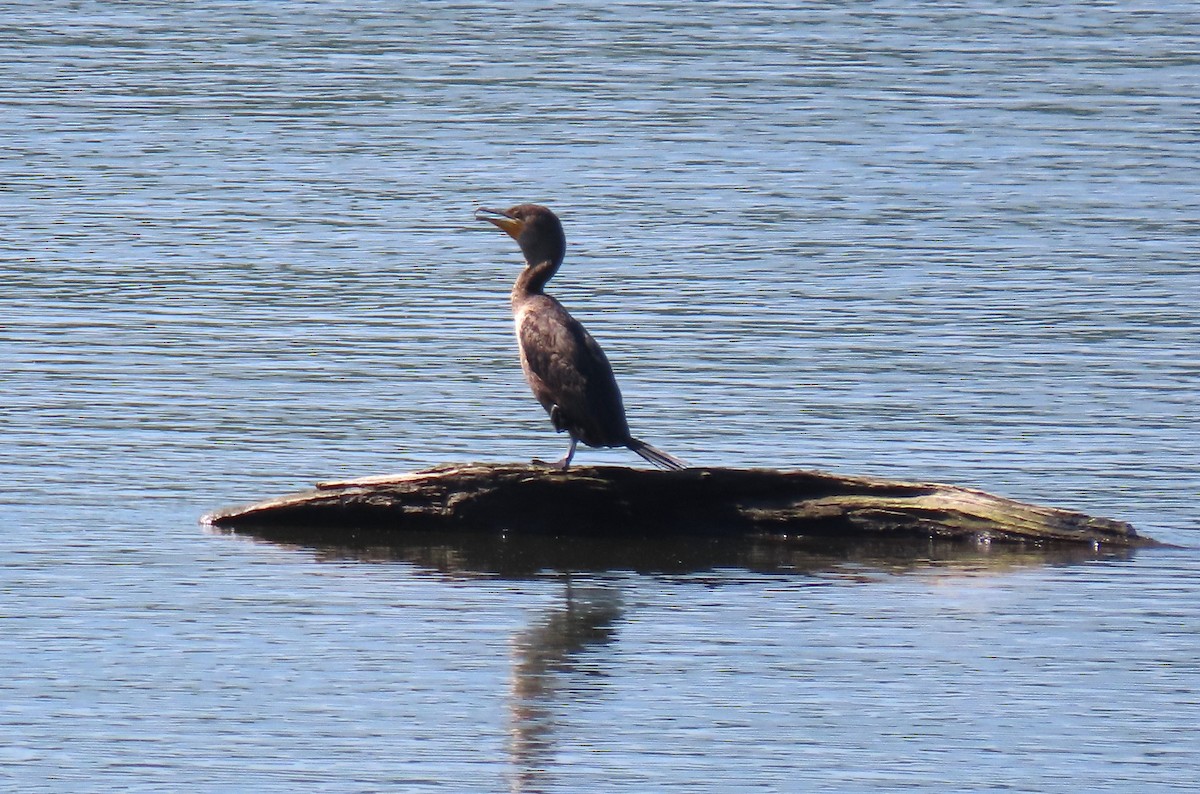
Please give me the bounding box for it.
[203,463,1155,548]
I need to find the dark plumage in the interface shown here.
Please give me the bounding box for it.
[476,203,686,471]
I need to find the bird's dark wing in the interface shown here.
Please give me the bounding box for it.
[518,297,631,447]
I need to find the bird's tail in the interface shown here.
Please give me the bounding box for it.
[628,438,688,471]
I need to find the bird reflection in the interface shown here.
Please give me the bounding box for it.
[506,580,622,793]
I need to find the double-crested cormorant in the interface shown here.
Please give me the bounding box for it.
[476,203,686,471]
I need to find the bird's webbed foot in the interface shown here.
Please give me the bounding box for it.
[533,436,577,471]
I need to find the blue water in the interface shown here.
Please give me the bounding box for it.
[3,2,1198,791]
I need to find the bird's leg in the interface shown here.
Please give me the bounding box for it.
[552,437,578,470]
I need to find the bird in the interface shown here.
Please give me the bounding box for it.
[476,203,687,471]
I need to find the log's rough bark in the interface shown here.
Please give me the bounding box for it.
[202,463,1156,548]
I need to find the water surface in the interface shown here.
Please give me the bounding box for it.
[3,2,1198,791]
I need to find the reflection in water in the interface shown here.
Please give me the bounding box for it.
[215,525,1144,790]
[507,581,622,794]
[218,524,1140,581]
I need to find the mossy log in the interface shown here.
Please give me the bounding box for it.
[203,463,1155,548]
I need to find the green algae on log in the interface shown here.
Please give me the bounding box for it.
[202,464,1155,548]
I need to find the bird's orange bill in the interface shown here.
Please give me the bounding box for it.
[475,207,524,239]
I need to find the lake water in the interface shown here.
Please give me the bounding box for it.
[3,1,1198,790]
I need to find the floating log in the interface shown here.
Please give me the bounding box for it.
[203,463,1156,548]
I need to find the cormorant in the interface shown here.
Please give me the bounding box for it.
[476,203,687,471]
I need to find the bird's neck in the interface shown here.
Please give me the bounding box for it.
[512,259,560,302]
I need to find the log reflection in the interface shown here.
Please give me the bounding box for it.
[218,525,1140,579]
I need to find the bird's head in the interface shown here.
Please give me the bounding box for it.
[476,204,566,267]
